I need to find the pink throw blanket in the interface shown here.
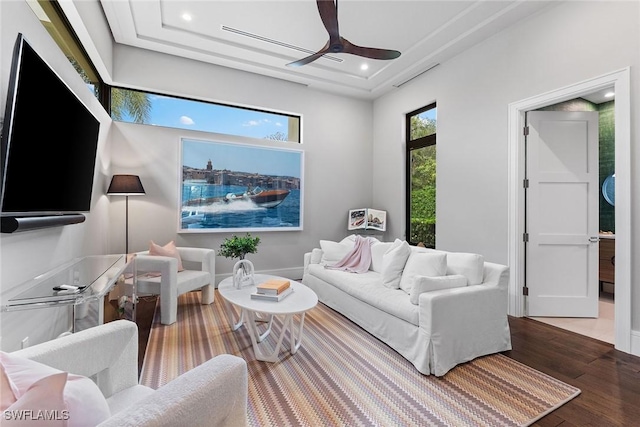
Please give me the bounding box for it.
[326,235,374,273]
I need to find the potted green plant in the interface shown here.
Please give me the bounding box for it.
[219,233,261,260]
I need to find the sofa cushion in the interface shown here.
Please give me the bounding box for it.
[381,239,411,289]
[319,240,353,264]
[309,248,323,264]
[370,242,393,273]
[409,274,468,305]
[399,252,447,294]
[447,252,485,285]
[307,264,419,325]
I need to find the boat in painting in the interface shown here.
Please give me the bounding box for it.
[183,186,290,209]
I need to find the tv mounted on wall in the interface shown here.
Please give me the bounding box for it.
[0,33,100,231]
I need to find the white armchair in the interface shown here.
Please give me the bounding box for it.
[135,247,215,325]
[11,320,248,427]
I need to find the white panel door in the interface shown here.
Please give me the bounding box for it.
[526,111,599,317]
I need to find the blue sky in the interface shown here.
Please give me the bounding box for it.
[183,139,301,178]
[144,94,291,139]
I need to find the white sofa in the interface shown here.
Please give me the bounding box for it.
[302,237,511,376]
[9,320,248,427]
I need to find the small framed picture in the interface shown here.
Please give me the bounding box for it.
[348,209,367,230]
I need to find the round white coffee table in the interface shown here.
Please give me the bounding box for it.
[218,274,318,362]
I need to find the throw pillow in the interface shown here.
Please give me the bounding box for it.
[447,252,485,285]
[399,252,448,293]
[4,372,67,426]
[149,240,184,272]
[370,242,393,273]
[0,351,111,427]
[410,274,468,305]
[319,240,353,264]
[380,239,411,289]
[1,362,16,410]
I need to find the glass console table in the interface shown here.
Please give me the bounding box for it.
[1,255,136,331]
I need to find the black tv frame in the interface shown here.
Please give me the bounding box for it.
[1,34,100,233]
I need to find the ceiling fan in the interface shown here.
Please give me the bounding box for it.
[286,0,401,67]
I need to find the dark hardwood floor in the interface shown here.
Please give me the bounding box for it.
[506,316,640,426]
[135,301,640,426]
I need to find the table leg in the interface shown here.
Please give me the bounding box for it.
[290,313,307,355]
[253,312,274,342]
[245,310,292,362]
[223,299,244,331]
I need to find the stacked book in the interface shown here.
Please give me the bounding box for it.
[251,279,293,301]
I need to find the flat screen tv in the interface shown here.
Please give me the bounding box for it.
[1,33,100,216]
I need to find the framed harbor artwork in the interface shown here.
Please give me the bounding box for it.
[179,138,304,232]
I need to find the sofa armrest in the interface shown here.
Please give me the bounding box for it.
[12,320,139,398]
[177,247,215,269]
[135,254,179,285]
[98,354,248,427]
[418,270,511,376]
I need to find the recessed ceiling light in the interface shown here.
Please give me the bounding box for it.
[360,63,369,71]
[605,91,615,98]
[182,13,192,22]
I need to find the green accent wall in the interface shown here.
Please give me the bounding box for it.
[598,100,615,233]
[535,98,615,233]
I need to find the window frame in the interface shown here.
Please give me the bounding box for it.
[28,0,108,108]
[109,86,302,143]
[405,102,437,246]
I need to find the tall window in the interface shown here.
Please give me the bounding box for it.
[406,103,436,247]
[111,88,301,143]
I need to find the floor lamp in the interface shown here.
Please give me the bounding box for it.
[107,174,145,254]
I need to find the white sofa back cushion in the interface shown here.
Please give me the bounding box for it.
[381,239,411,289]
[447,252,485,285]
[370,242,393,273]
[399,252,447,293]
[409,274,468,305]
[319,240,353,264]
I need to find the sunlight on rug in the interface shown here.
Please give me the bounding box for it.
[141,291,580,427]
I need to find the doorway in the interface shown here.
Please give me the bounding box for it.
[507,68,632,353]
[525,94,616,343]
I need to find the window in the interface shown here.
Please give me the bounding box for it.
[27,0,105,103]
[111,88,301,143]
[406,103,436,247]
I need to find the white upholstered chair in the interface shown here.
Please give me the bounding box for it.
[11,320,248,427]
[135,247,215,325]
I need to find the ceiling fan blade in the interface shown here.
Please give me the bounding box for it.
[286,43,330,67]
[342,38,401,60]
[317,0,340,42]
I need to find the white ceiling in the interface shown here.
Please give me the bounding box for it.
[99,0,557,100]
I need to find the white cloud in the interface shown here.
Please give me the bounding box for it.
[180,116,195,125]
[275,122,283,127]
[243,120,261,127]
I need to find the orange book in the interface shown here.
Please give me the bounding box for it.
[256,279,290,295]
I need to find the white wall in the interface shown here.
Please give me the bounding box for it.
[0,1,113,350]
[373,1,639,331]
[107,41,374,279]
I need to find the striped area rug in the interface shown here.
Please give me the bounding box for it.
[141,291,580,427]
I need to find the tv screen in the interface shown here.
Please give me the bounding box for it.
[1,33,100,216]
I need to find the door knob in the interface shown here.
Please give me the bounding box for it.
[589,236,600,242]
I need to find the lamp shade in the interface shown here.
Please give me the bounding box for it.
[107,175,145,195]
